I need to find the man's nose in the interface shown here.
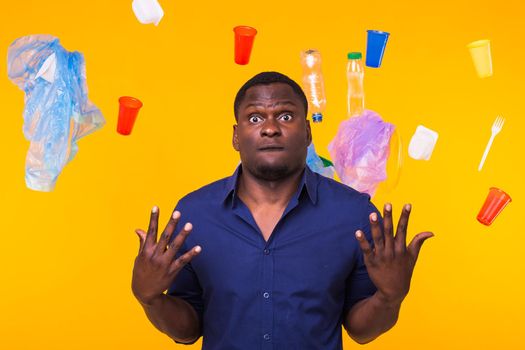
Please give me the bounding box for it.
[260,117,281,137]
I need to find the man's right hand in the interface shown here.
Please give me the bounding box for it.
[132,206,201,306]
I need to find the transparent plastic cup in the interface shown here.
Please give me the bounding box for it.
[375,127,403,196]
[234,26,257,65]
[117,96,143,136]
[467,39,493,78]
[477,187,511,226]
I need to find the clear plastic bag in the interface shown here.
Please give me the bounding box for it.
[7,35,104,191]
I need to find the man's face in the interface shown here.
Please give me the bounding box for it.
[233,83,312,181]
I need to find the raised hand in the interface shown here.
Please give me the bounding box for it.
[132,206,201,305]
[355,203,433,305]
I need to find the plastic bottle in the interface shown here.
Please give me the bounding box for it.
[347,52,365,117]
[300,49,327,123]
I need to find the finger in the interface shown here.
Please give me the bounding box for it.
[153,210,181,257]
[355,230,373,260]
[135,229,147,254]
[145,206,160,249]
[369,212,384,252]
[407,231,434,260]
[165,222,193,261]
[169,245,202,275]
[383,203,394,257]
[395,204,411,253]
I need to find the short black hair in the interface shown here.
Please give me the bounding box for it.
[234,71,308,120]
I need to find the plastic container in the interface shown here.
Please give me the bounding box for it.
[300,49,327,123]
[467,39,493,78]
[408,125,439,161]
[477,187,511,226]
[347,52,365,117]
[132,0,164,26]
[234,26,257,65]
[117,96,143,135]
[371,127,403,197]
[366,30,390,68]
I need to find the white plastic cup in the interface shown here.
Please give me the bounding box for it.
[408,125,439,161]
[467,39,493,78]
[132,0,164,26]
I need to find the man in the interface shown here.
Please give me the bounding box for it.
[131,72,433,349]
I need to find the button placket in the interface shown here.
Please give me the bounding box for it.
[261,243,274,347]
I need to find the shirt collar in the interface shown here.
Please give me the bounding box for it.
[221,164,318,207]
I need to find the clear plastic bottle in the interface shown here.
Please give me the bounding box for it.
[347,52,365,117]
[300,49,327,123]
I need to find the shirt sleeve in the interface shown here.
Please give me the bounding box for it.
[165,203,204,344]
[343,197,382,314]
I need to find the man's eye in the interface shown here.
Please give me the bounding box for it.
[279,113,293,121]
[249,115,262,123]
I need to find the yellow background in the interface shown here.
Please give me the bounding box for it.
[1,0,523,349]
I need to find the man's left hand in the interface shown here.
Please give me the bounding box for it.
[355,203,434,306]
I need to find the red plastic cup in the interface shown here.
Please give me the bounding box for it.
[477,187,512,226]
[117,96,143,135]
[234,26,257,65]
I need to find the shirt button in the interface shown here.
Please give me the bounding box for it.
[263,292,270,299]
[263,333,271,341]
[263,249,270,255]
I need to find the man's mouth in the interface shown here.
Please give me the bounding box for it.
[259,145,285,151]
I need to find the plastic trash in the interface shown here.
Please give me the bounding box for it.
[378,127,403,194]
[306,143,335,179]
[408,125,439,161]
[477,187,511,226]
[132,0,164,26]
[7,34,105,192]
[347,52,365,117]
[300,49,327,123]
[117,96,143,135]
[467,39,493,78]
[366,30,390,68]
[328,110,395,197]
[234,26,257,65]
[478,115,504,171]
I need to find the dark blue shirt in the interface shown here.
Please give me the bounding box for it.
[168,165,380,350]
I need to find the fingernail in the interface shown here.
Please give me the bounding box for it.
[355,230,363,239]
[152,206,158,213]
[172,211,181,219]
[184,223,193,231]
[370,213,377,222]
[195,246,202,253]
[385,203,392,212]
[405,204,411,211]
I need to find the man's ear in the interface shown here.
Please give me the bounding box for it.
[232,124,240,151]
[305,119,312,146]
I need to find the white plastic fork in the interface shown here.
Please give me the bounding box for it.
[478,116,505,171]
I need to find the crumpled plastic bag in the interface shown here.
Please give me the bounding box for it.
[327,110,395,197]
[7,34,105,192]
[306,142,335,179]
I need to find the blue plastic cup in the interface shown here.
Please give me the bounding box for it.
[366,30,390,68]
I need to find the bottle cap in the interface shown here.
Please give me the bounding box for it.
[347,52,362,60]
[312,113,323,123]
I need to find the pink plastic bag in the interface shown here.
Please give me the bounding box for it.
[328,110,395,197]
